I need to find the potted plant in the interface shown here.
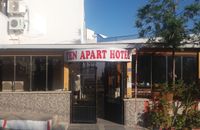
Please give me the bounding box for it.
[173,114,186,130]
[172,81,200,130]
[152,83,162,101]
[161,83,174,102]
[145,81,200,130]
[186,110,200,130]
[147,97,173,130]
[148,111,164,130]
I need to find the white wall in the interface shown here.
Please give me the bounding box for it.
[0,0,84,44]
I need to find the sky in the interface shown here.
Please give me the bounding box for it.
[85,0,197,37]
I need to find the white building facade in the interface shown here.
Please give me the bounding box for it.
[0,0,135,126]
[0,0,85,44]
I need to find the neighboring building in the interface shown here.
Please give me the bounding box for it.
[97,34,147,43]
[85,28,107,43]
[0,0,199,128]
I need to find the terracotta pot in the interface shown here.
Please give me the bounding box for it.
[162,92,173,101]
[152,91,161,101]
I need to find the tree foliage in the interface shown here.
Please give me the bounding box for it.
[136,0,200,47]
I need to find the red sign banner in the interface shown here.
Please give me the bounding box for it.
[64,48,131,62]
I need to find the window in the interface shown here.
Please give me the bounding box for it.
[183,56,197,84]
[136,53,197,89]
[16,56,30,91]
[48,56,63,90]
[152,56,166,84]
[0,55,63,92]
[137,55,151,87]
[32,56,46,91]
[0,57,14,91]
[168,56,197,84]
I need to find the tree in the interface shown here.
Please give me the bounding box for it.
[135,0,200,85]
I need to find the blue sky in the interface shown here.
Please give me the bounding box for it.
[85,0,197,37]
[85,0,147,37]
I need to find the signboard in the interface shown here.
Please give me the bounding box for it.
[64,48,131,62]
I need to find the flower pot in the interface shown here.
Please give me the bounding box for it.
[162,92,173,101]
[152,91,161,101]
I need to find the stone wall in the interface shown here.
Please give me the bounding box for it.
[0,91,71,122]
[124,98,150,127]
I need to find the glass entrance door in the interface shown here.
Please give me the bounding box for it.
[71,62,97,123]
[69,62,125,124]
[104,62,126,124]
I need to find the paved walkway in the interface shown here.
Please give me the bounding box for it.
[67,118,148,130]
[0,112,148,130]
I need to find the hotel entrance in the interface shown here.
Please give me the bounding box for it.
[70,62,97,123]
[69,62,126,124]
[66,48,131,124]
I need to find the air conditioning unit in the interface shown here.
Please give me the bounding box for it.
[8,17,24,30]
[7,0,26,14]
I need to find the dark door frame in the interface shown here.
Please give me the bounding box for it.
[104,62,126,124]
[71,62,97,123]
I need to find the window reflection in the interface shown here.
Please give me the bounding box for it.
[105,62,124,99]
[152,56,166,84]
[137,54,197,88]
[183,57,197,84]
[69,62,96,105]
[0,57,14,91]
[48,56,63,90]
[32,57,46,91]
[16,57,30,91]
[0,55,63,92]
[138,55,151,87]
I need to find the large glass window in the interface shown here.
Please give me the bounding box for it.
[0,55,63,92]
[175,57,182,81]
[16,56,30,91]
[168,56,182,83]
[168,56,197,84]
[137,55,151,87]
[0,57,14,91]
[48,56,63,90]
[136,53,197,89]
[152,56,166,84]
[32,56,47,91]
[183,56,197,84]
